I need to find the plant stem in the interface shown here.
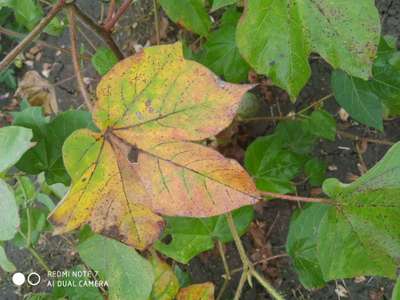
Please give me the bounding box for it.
[234,268,248,300]
[337,129,394,146]
[239,115,293,123]
[0,0,66,72]
[226,213,284,300]
[0,26,91,61]
[26,208,32,247]
[27,246,51,272]
[70,3,124,59]
[103,0,133,32]
[252,269,284,300]
[226,213,250,266]
[297,93,333,115]
[217,240,231,280]
[153,0,160,45]
[259,191,333,205]
[67,5,93,111]
[104,0,116,25]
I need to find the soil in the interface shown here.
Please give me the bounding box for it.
[0,0,399,299]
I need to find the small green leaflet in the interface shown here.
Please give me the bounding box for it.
[245,134,303,194]
[331,37,400,130]
[0,68,17,89]
[304,158,327,187]
[331,70,383,130]
[287,142,400,288]
[160,0,211,36]
[78,235,154,300]
[15,176,36,206]
[13,207,50,247]
[0,179,19,241]
[13,107,96,185]
[155,206,253,264]
[0,126,33,173]
[0,244,16,272]
[245,113,333,194]
[236,0,381,99]
[91,47,118,76]
[197,8,250,83]
[211,0,237,12]
[304,110,336,141]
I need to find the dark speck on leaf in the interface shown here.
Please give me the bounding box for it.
[128,145,139,163]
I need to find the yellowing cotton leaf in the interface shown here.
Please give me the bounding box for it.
[176,282,214,300]
[49,43,258,250]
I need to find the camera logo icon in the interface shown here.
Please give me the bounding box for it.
[12,272,41,286]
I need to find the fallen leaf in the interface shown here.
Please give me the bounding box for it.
[335,284,349,298]
[15,71,58,114]
[49,43,258,250]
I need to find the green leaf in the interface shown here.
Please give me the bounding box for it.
[211,0,237,11]
[320,141,400,280]
[155,206,253,263]
[393,277,400,300]
[245,134,303,194]
[0,179,19,241]
[78,235,154,300]
[44,16,66,37]
[149,254,180,300]
[174,265,191,288]
[0,126,33,173]
[15,176,36,206]
[13,108,96,185]
[0,244,16,272]
[91,47,119,76]
[13,207,49,247]
[331,37,400,130]
[331,70,384,130]
[197,8,249,83]
[0,68,17,89]
[159,0,211,36]
[36,193,55,211]
[236,0,381,99]
[305,110,336,141]
[275,120,317,155]
[51,265,103,300]
[11,0,43,30]
[286,204,328,289]
[304,158,327,187]
[369,37,400,116]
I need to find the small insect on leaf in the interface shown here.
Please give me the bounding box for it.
[49,43,259,250]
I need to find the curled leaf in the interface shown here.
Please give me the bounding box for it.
[49,43,258,250]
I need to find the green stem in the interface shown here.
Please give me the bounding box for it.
[26,208,32,247]
[233,268,248,300]
[27,246,51,272]
[226,213,285,300]
[252,269,284,300]
[226,213,250,266]
[217,240,231,280]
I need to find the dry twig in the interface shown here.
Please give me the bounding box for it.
[0,0,67,72]
[67,5,93,111]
